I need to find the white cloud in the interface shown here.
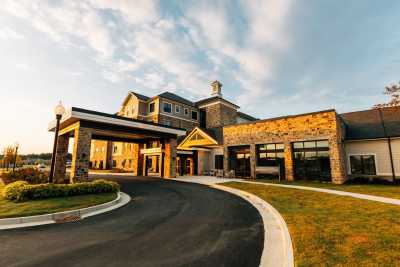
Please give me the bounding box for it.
[0,27,24,40]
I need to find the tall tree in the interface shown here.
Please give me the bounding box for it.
[373,81,400,108]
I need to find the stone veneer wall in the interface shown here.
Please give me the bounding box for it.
[70,127,92,183]
[204,103,237,128]
[223,110,347,184]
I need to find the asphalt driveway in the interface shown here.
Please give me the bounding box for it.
[0,176,263,267]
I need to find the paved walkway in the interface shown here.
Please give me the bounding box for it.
[175,176,400,206]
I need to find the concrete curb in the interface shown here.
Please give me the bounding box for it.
[0,192,131,230]
[246,181,400,206]
[89,172,135,176]
[172,178,294,267]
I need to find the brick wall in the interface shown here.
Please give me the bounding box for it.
[223,110,347,184]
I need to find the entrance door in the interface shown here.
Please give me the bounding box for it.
[228,146,251,178]
[146,155,160,176]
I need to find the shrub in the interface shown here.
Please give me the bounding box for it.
[3,181,29,201]
[3,179,120,202]
[1,167,48,184]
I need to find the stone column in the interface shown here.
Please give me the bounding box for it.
[163,138,177,178]
[284,141,294,181]
[223,146,229,177]
[70,127,92,183]
[133,143,144,176]
[329,138,347,184]
[54,134,69,183]
[250,144,256,179]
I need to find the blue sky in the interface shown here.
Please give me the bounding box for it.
[0,0,399,153]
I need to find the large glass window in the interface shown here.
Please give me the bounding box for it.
[293,140,331,181]
[163,102,172,113]
[256,143,284,167]
[350,155,376,175]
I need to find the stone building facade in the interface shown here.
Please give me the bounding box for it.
[223,110,347,184]
[86,80,399,184]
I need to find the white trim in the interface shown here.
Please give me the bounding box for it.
[140,147,163,154]
[175,105,181,114]
[198,100,238,110]
[48,108,186,136]
[162,101,173,114]
[177,150,193,155]
[347,153,378,175]
[159,112,199,123]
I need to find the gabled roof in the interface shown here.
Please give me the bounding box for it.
[340,106,400,140]
[195,96,240,109]
[158,92,195,106]
[178,127,222,149]
[130,92,150,101]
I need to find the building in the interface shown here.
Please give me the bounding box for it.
[75,81,399,184]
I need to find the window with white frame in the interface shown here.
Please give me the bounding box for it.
[184,108,189,116]
[175,105,181,113]
[163,102,172,113]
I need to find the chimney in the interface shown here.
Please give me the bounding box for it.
[211,80,222,97]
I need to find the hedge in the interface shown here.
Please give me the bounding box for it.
[1,167,48,184]
[3,179,120,202]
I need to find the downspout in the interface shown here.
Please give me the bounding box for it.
[378,109,396,182]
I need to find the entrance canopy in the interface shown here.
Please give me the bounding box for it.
[49,107,186,142]
[48,107,185,183]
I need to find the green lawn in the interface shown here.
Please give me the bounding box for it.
[253,179,400,199]
[223,182,400,267]
[0,183,117,219]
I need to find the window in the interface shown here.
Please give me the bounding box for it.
[149,102,155,113]
[175,105,181,113]
[113,146,118,153]
[101,147,105,152]
[350,155,376,175]
[256,143,284,167]
[292,140,331,181]
[112,160,117,168]
[184,108,189,115]
[191,110,198,120]
[164,120,171,126]
[163,102,172,113]
[215,155,224,170]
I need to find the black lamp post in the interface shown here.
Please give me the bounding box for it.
[12,142,19,173]
[49,101,65,183]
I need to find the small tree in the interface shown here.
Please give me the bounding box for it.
[373,81,400,108]
[2,146,15,170]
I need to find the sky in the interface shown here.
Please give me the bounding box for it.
[0,0,399,154]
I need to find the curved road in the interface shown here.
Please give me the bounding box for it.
[0,176,263,267]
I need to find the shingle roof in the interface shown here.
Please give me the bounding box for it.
[158,92,195,106]
[340,106,400,140]
[237,111,258,121]
[130,92,150,101]
[195,96,240,108]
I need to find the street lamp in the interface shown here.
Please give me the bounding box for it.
[49,101,65,183]
[12,142,19,173]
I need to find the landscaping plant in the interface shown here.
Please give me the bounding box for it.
[3,179,120,202]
